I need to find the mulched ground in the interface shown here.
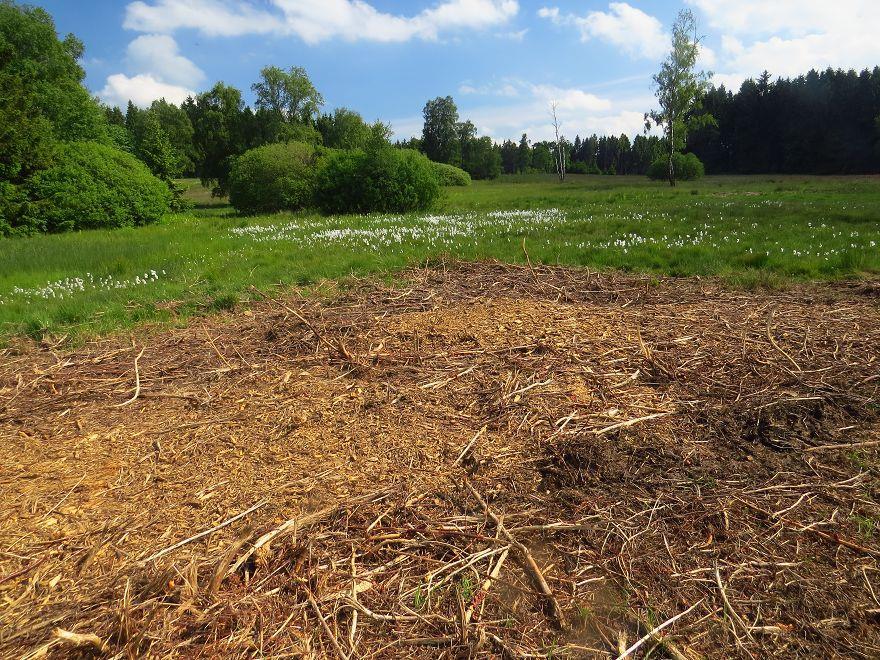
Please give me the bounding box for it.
[1,261,879,659]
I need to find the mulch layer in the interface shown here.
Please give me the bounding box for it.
[2,262,880,659]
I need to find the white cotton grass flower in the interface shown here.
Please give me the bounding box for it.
[1,269,164,305]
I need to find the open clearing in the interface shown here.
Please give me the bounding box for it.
[2,262,879,658]
[2,175,879,341]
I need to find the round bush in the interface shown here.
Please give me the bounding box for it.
[229,142,318,215]
[314,148,440,214]
[431,161,471,186]
[647,152,705,181]
[25,142,171,232]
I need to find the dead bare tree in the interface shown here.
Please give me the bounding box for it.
[551,101,566,182]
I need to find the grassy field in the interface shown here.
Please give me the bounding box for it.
[1,174,878,341]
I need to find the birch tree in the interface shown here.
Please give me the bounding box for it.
[645,9,713,186]
[551,102,566,181]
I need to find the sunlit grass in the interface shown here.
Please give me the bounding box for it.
[0,174,878,341]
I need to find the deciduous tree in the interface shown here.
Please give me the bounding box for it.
[645,9,713,186]
[252,65,323,124]
[421,96,460,165]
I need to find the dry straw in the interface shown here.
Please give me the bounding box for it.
[1,261,879,658]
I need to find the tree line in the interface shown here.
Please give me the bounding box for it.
[396,95,667,178]
[689,67,880,174]
[105,68,393,197]
[4,0,880,236]
[84,47,880,190]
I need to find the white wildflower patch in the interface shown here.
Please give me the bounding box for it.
[0,270,165,306]
[227,209,569,250]
[223,207,879,263]
[2,203,877,309]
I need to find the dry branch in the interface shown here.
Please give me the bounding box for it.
[464,479,568,631]
[142,500,267,563]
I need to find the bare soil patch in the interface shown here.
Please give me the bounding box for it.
[2,262,879,658]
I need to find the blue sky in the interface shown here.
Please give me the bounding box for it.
[35,1,880,142]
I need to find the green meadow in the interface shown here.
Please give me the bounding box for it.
[1,174,879,342]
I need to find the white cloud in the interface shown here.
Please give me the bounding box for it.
[100,34,203,108]
[124,0,282,36]
[719,32,880,81]
[530,84,612,113]
[710,72,748,92]
[539,2,668,60]
[687,0,880,37]
[690,0,880,83]
[99,73,195,108]
[413,0,518,36]
[697,43,716,69]
[467,102,648,143]
[459,79,521,97]
[127,34,204,87]
[124,0,519,43]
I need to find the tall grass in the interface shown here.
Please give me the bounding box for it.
[1,175,878,341]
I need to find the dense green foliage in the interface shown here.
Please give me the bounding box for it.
[0,2,107,149]
[118,100,195,180]
[459,127,502,180]
[314,148,440,214]
[316,107,391,150]
[179,68,329,197]
[185,83,248,197]
[252,65,323,125]
[647,152,704,181]
[229,142,319,214]
[431,162,471,186]
[421,96,461,166]
[0,0,106,185]
[690,68,880,174]
[0,1,173,236]
[23,141,171,232]
[0,181,27,235]
[419,97,501,180]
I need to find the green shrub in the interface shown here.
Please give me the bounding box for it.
[569,162,603,175]
[431,161,471,186]
[647,152,705,181]
[22,142,171,233]
[314,148,440,214]
[0,181,29,236]
[228,142,319,214]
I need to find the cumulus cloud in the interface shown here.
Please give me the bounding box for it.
[100,34,203,108]
[124,0,519,44]
[530,84,612,113]
[538,2,668,60]
[127,34,204,87]
[99,73,195,108]
[690,0,880,85]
